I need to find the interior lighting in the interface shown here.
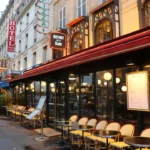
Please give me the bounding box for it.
[50,83,55,87]
[104,82,107,86]
[116,77,120,84]
[41,82,46,87]
[121,86,127,92]
[104,72,112,81]
[98,79,101,85]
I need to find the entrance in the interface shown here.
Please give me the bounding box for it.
[48,80,65,127]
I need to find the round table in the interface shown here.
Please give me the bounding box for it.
[94,130,120,150]
[124,136,150,150]
[72,125,94,149]
[54,119,69,145]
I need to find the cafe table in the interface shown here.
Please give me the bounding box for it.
[93,130,120,150]
[124,136,150,150]
[72,125,94,149]
[54,119,69,145]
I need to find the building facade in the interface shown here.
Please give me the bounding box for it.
[6,0,150,133]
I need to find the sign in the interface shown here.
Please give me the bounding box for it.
[8,20,16,52]
[126,71,150,111]
[50,32,66,50]
[36,0,49,34]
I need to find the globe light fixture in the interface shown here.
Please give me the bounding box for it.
[116,77,120,84]
[104,72,112,81]
[98,79,101,85]
[41,82,46,87]
[104,81,107,86]
[121,86,127,92]
[50,83,55,87]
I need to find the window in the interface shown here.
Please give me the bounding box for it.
[77,0,86,17]
[20,21,22,32]
[60,7,66,29]
[43,46,48,62]
[144,1,150,26]
[33,52,36,65]
[26,13,29,25]
[19,40,21,52]
[34,26,37,43]
[53,49,63,60]
[24,57,27,69]
[71,32,83,53]
[95,19,113,44]
[13,64,15,70]
[25,33,28,49]
[100,0,106,4]
[18,61,20,71]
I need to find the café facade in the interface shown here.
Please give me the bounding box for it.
[8,26,150,133]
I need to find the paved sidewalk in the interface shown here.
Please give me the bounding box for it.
[0,116,63,150]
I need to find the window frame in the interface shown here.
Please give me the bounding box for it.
[59,6,66,29]
[77,0,86,17]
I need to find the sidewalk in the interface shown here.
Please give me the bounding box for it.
[0,116,63,150]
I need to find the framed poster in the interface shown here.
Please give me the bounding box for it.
[126,71,150,111]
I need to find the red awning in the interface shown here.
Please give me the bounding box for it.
[90,0,113,14]
[8,27,150,83]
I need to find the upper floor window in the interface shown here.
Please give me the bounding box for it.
[43,46,48,62]
[19,40,21,52]
[95,19,113,44]
[33,52,36,65]
[26,13,29,25]
[24,57,27,69]
[34,26,37,43]
[144,1,150,26]
[25,33,28,49]
[77,0,86,17]
[100,0,107,4]
[60,7,66,29]
[18,61,20,71]
[20,21,22,32]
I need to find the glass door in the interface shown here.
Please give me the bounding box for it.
[48,80,65,127]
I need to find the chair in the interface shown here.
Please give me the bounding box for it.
[135,128,150,150]
[87,122,121,150]
[63,115,78,133]
[110,124,135,149]
[85,120,108,150]
[70,117,88,144]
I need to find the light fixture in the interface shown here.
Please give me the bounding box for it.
[50,83,55,87]
[121,86,127,92]
[30,83,34,89]
[98,79,101,85]
[51,87,55,92]
[60,81,64,84]
[82,83,87,86]
[16,86,18,89]
[104,72,112,81]
[26,87,29,90]
[104,81,107,86]
[126,59,135,66]
[41,82,46,87]
[144,65,150,68]
[116,77,120,84]
[69,74,76,80]
[69,86,72,91]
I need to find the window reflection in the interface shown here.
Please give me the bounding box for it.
[116,67,137,122]
[81,73,94,117]
[96,70,114,119]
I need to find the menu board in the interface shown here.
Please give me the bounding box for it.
[126,71,150,111]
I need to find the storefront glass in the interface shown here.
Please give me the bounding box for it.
[116,66,137,122]
[96,70,114,120]
[81,73,95,117]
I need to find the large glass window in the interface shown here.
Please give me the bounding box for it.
[77,0,86,17]
[96,70,114,120]
[116,67,137,122]
[95,19,113,44]
[144,1,150,26]
[80,73,95,117]
[71,32,83,53]
[68,74,80,116]
[34,81,40,107]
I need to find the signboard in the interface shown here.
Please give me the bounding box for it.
[36,0,49,34]
[126,71,150,111]
[50,32,66,50]
[8,20,16,52]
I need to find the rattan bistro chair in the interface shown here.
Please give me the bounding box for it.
[87,122,121,150]
[110,124,135,149]
[85,120,108,150]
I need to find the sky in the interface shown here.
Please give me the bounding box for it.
[0,0,9,12]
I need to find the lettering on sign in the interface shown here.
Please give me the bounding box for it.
[8,20,16,52]
[36,0,49,34]
[50,32,66,50]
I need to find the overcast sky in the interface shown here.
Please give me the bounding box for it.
[0,0,9,12]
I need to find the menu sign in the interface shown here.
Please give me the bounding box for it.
[126,71,150,111]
